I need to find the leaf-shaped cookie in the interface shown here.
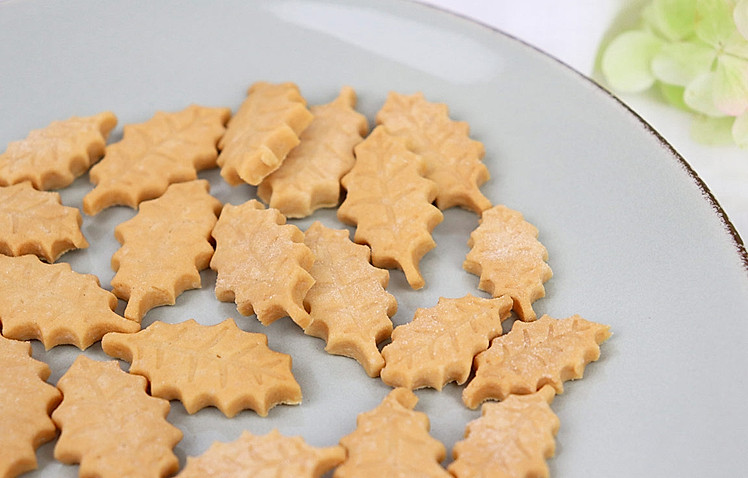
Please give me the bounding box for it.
[463,204,552,321]
[376,91,491,213]
[335,388,450,478]
[0,254,139,349]
[0,182,88,262]
[110,180,222,321]
[303,221,397,378]
[0,111,117,190]
[0,335,62,478]
[337,127,443,290]
[462,315,611,409]
[380,294,512,390]
[102,318,302,417]
[177,429,345,478]
[449,386,559,478]
[83,104,230,215]
[210,199,315,328]
[257,86,369,217]
[218,81,314,186]
[52,356,182,478]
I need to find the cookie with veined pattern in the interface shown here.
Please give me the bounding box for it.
[0,335,62,478]
[177,429,344,477]
[257,86,369,217]
[0,111,116,190]
[0,182,88,262]
[102,318,302,417]
[0,254,139,349]
[218,81,314,186]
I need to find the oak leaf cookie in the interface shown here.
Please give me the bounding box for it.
[218,81,314,186]
[463,204,552,321]
[52,356,182,478]
[0,111,117,190]
[110,180,222,321]
[0,254,139,349]
[303,221,397,377]
[380,294,512,390]
[0,182,88,262]
[462,315,611,409]
[83,104,230,215]
[449,386,559,478]
[257,86,369,217]
[102,318,302,417]
[0,335,62,478]
[335,388,450,478]
[376,91,491,213]
[337,127,443,289]
[177,429,345,478]
[210,199,315,328]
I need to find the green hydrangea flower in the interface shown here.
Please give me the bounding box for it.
[602,0,748,147]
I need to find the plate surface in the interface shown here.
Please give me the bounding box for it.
[2,0,748,476]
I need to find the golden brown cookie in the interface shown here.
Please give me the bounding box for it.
[0,182,88,262]
[51,356,182,478]
[110,180,222,321]
[376,91,491,213]
[177,429,345,478]
[463,204,552,321]
[0,335,62,478]
[210,199,315,328]
[462,315,611,409]
[380,294,512,390]
[102,318,302,417]
[218,81,314,186]
[449,385,559,478]
[335,388,450,477]
[257,86,369,217]
[0,111,117,190]
[83,104,230,215]
[303,221,396,377]
[337,127,443,289]
[0,254,139,349]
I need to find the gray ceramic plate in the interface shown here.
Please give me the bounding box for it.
[2,1,747,476]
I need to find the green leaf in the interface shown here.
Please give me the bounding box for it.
[651,40,716,85]
[695,0,738,47]
[602,30,664,92]
[691,114,737,144]
[730,109,748,146]
[714,54,748,115]
[643,0,698,41]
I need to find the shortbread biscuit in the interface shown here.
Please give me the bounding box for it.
[0,335,62,478]
[218,81,314,186]
[337,127,443,289]
[0,111,117,190]
[210,199,315,328]
[335,388,449,477]
[52,356,182,478]
[303,221,396,377]
[102,318,302,417]
[376,92,491,213]
[177,429,345,478]
[0,254,139,349]
[449,385,559,478]
[463,315,611,409]
[110,180,222,321]
[0,182,88,262]
[83,104,230,215]
[463,204,552,321]
[257,86,369,217]
[380,294,512,390]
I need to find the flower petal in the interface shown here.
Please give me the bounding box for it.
[602,30,663,92]
[691,114,736,144]
[735,0,748,40]
[658,83,691,110]
[695,0,738,47]
[684,71,726,115]
[714,54,748,115]
[651,40,716,85]
[730,109,748,146]
[643,0,698,41]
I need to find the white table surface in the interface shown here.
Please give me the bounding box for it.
[419,0,748,245]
